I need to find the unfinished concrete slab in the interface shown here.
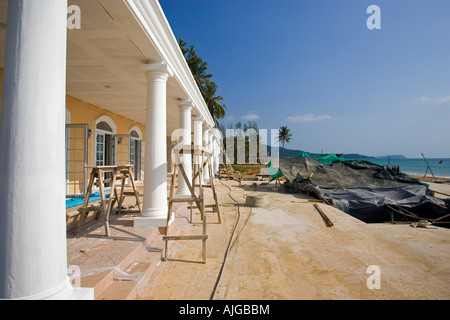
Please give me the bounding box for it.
[138,180,450,300]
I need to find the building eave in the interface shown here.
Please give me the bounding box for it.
[124,0,215,128]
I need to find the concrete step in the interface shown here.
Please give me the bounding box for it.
[72,188,216,300]
[96,240,165,300]
[79,225,183,300]
[78,208,184,300]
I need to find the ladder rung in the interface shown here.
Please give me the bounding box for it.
[163,235,208,241]
[124,191,140,196]
[169,197,202,203]
[188,204,217,209]
[113,208,141,214]
[77,206,104,213]
[194,184,212,188]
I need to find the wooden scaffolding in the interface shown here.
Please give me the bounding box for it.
[163,145,221,263]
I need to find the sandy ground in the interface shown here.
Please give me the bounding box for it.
[138,179,450,300]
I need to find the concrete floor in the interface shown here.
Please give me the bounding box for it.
[138,180,450,300]
[67,179,450,300]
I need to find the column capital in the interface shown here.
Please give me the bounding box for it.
[193,115,204,123]
[177,99,194,111]
[140,62,174,81]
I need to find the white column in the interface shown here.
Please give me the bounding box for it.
[193,116,204,187]
[0,0,93,300]
[214,136,220,175]
[134,63,173,228]
[174,100,193,198]
[210,133,216,177]
[211,136,217,176]
[203,125,211,183]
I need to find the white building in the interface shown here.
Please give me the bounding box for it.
[0,0,221,300]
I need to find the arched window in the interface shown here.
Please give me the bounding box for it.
[94,116,117,167]
[129,127,143,181]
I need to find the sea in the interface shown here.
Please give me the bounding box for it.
[360,158,450,178]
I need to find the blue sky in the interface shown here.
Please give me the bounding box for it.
[159,0,450,158]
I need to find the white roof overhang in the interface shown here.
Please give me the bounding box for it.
[0,0,215,133]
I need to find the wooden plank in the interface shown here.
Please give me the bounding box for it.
[313,204,334,227]
[430,189,450,197]
[163,235,208,241]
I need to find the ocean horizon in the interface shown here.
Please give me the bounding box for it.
[358,157,450,178]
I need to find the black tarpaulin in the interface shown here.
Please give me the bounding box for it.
[279,157,448,222]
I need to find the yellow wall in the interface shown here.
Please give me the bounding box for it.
[66,95,146,167]
[0,67,152,199]
[0,68,145,168]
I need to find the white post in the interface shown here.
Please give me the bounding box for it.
[134,63,173,228]
[212,136,217,176]
[210,132,216,177]
[174,100,193,198]
[0,0,93,300]
[203,125,211,183]
[193,116,204,188]
[214,136,220,175]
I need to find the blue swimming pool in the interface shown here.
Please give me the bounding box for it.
[66,191,111,209]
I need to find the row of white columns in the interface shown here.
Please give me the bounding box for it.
[0,0,222,300]
[134,63,221,228]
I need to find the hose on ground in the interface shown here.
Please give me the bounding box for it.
[209,179,242,300]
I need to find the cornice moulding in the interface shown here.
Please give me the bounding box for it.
[124,0,215,128]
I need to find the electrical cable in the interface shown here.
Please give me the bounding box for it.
[209,179,242,300]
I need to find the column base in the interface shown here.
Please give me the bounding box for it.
[15,279,94,300]
[134,213,175,228]
[55,287,95,301]
[173,191,194,199]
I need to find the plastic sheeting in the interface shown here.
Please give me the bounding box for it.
[280,156,447,221]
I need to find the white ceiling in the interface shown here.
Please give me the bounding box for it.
[0,0,196,133]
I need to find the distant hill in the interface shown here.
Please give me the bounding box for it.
[268,147,407,160]
[375,155,408,160]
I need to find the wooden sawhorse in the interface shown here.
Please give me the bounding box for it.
[77,165,142,236]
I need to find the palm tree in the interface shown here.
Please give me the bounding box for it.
[278,126,292,158]
[178,38,227,126]
[179,38,213,89]
[189,55,213,89]
[201,80,227,127]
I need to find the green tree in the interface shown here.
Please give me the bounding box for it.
[179,38,227,126]
[201,80,227,127]
[278,126,292,158]
[179,39,212,88]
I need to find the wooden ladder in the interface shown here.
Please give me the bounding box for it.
[190,147,222,224]
[163,145,216,263]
